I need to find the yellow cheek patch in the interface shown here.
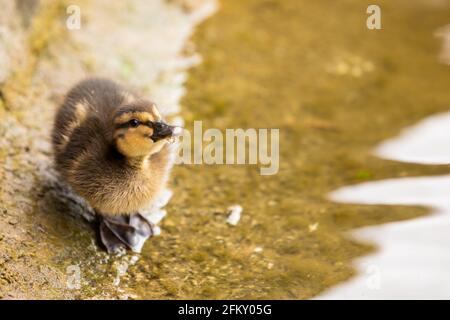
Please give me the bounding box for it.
[116,128,154,158]
[114,126,153,140]
[136,125,153,137]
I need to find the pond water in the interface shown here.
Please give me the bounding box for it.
[131,0,450,298]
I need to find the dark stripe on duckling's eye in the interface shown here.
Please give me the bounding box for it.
[116,119,140,129]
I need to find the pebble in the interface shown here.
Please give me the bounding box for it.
[308,222,319,232]
[129,255,140,265]
[253,246,263,253]
[226,205,242,226]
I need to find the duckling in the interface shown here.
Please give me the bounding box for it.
[52,78,178,254]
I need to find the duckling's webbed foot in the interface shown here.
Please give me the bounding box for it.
[98,213,153,254]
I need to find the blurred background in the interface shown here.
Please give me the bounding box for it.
[0,0,449,299]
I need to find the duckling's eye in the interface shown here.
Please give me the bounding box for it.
[129,119,140,128]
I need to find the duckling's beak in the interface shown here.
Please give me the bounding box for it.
[151,121,175,141]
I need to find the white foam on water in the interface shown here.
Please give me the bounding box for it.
[318,112,450,299]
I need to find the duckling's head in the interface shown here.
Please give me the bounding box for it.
[113,101,175,158]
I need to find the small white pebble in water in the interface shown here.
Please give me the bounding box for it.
[128,255,139,265]
[308,222,319,232]
[226,205,242,226]
[254,246,263,253]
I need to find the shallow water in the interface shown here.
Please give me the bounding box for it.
[131,0,450,299]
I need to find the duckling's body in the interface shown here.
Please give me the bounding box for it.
[52,78,176,253]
